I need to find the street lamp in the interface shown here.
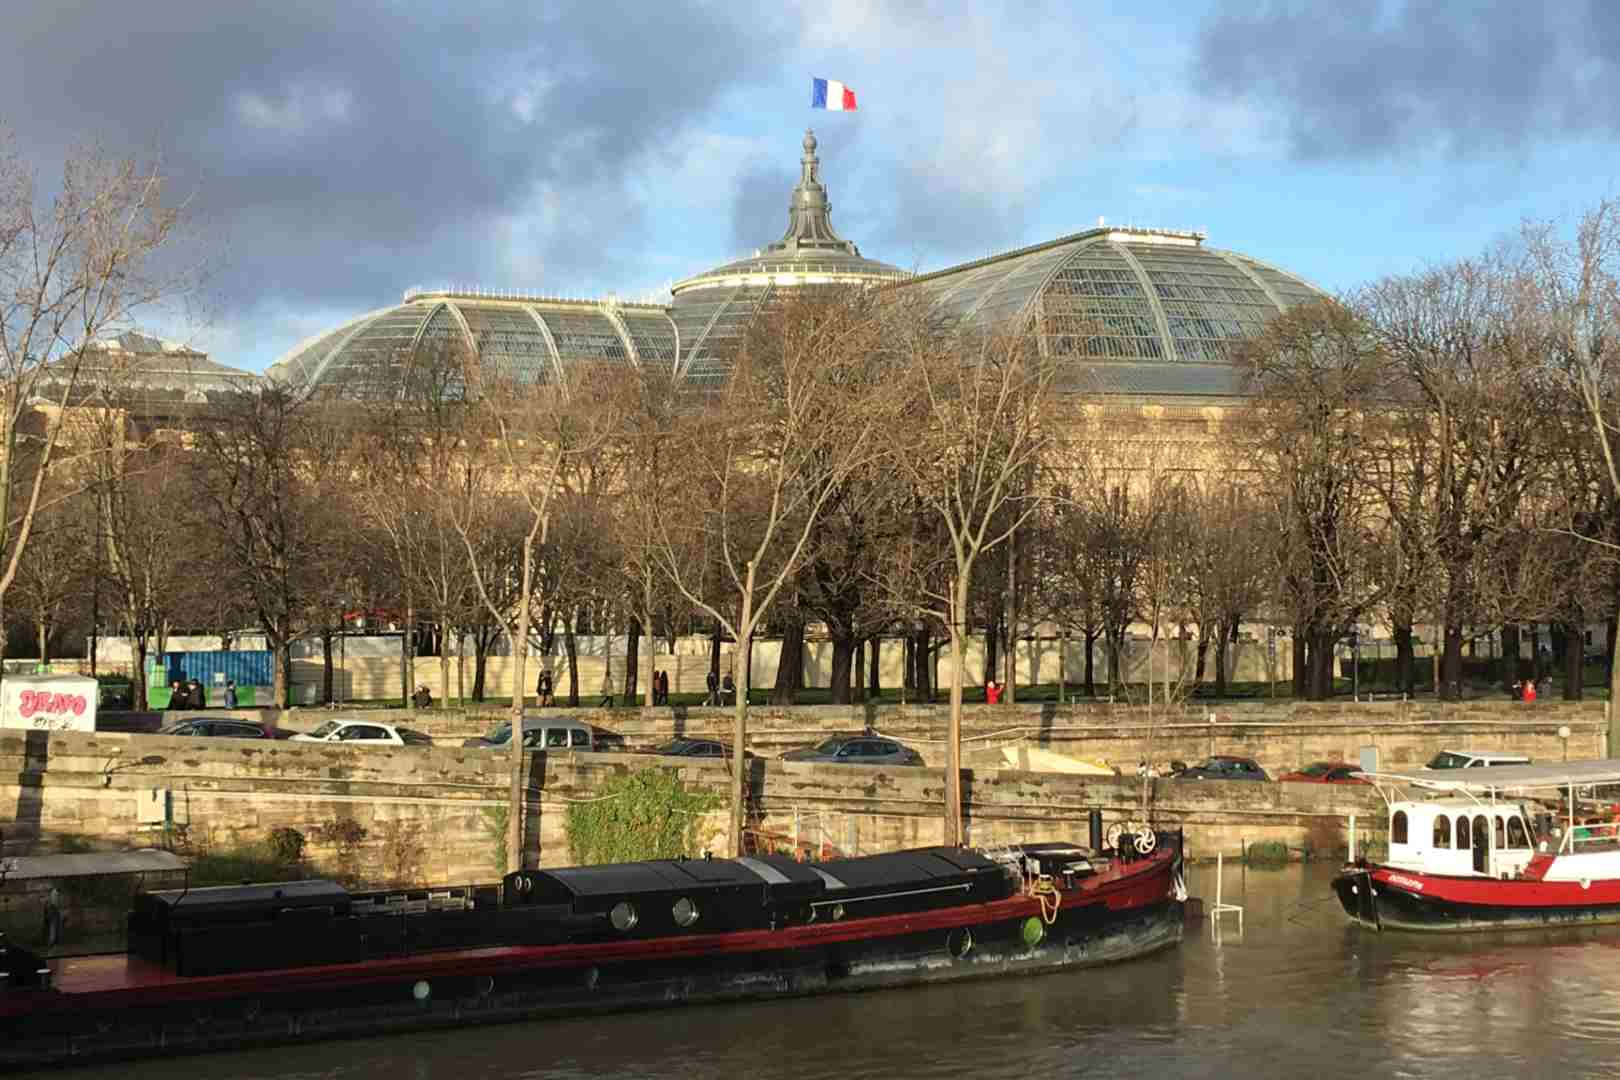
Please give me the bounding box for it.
[1559,724,1571,762]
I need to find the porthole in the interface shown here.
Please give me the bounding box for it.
[610,900,639,931]
[473,975,494,997]
[831,903,846,922]
[672,896,700,928]
[1021,917,1045,948]
[947,928,973,959]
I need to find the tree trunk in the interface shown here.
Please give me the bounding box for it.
[1195,638,1209,685]
[1058,626,1068,705]
[440,618,451,707]
[913,626,933,703]
[1563,622,1584,701]
[565,622,579,708]
[271,636,290,709]
[624,617,641,702]
[945,575,969,847]
[1393,621,1414,694]
[852,639,866,704]
[1308,629,1336,700]
[731,622,752,857]
[869,634,881,699]
[828,629,855,705]
[770,618,804,705]
[1004,536,1017,705]
[710,620,722,686]
[1438,623,1465,700]
[1291,630,1308,698]
[1214,626,1229,699]
[1084,630,1096,698]
[322,632,335,705]
[472,632,489,701]
[132,635,149,709]
[402,603,415,709]
[1501,623,1522,686]
[983,620,999,687]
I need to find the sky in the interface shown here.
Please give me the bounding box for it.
[5,0,1620,373]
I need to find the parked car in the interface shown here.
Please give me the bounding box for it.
[1173,755,1270,781]
[1424,749,1532,770]
[652,737,750,759]
[1277,761,1368,784]
[156,717,294,740]
[290,720,432,747]
[462,716,593,751]
[780,734,925,767]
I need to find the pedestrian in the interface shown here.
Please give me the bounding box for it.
[224,679,238,709]
[706,668,719,706]
[1522,678,1537,703]
[168,679,185,710]
[986,679,1003,705]
[652,669,665,705]
[599,658,615,708]
[1510,678,1523,701]
[537,669,553,708]
[189,678,206,710]
[660,669,670,705]
[721,672,736,706]
[1538,673,1553,699]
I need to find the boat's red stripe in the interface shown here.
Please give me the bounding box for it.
[1371,866,1620,907]
[5,852,1176,1014]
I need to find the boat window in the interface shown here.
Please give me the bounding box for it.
[1494,817,1506,849]
[1507,817,1530,849]
[1455,816,1471,851]
[570,728,591,748]
[545,728,568,748]
[1391,810,1408,844]
[1473,815,1490,851]
[1433,815,1451,848]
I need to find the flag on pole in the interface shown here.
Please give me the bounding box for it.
[811,78,857,112]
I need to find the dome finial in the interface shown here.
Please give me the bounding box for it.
[774,129,853,254]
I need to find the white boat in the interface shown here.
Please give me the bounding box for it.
[1333,760,1620,932]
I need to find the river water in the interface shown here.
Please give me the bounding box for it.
[54,863,1620,1080]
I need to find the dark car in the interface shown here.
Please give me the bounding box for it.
[780,734,925,767]
[1174,755,1270,781]
[653,737,751,759]
[157,717,294,740]
[1277,761,1369,785]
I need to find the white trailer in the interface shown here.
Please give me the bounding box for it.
[0,674,98,732]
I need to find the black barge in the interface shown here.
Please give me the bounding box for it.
[0,836,1184,1069]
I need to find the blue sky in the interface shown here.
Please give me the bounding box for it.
[5,1,1618,372]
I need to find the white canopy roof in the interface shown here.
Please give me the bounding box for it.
[1357,759,1620,794]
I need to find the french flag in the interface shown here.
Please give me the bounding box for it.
[811,77,857,112]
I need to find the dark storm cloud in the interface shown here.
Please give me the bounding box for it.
[0,1,801,361]
[1194,1,1620,160]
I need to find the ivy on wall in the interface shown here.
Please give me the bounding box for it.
[564,769,722,865]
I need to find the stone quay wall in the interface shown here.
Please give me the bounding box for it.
[291,698,1610,778]
[6,701,1604,886]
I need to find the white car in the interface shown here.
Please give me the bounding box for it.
[289,720,433,747]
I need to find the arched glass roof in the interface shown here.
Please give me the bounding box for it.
[267,293,680,398]
[904,227,1325,398]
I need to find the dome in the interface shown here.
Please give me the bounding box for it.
[670,130,909,386]
[902,226,1326,399]
[268,291,680,398]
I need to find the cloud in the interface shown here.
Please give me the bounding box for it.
[0,0,804,368]
[1193,2,1620,160]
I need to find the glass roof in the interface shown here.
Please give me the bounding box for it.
[269,295,680,398]
[905,229,1325,392]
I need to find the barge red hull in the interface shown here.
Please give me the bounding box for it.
[0,843,1183,1070]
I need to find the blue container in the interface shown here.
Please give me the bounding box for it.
[161,650,273,690]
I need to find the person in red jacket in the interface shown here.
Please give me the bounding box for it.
[1522,678,1537,703]
[986,679,1003,704]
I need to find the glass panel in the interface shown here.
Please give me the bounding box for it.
[458,304,556,383]
[1433,815,1451,848]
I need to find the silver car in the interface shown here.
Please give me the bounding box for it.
[779,734,925,767]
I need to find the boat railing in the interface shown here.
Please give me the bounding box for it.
[1562,817,1620,854]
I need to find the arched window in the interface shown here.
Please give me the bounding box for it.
[1455,816,1471,851]
[1495,817,1507,849]
[1507,817,1530,850]
[1392,810,1409,845]
[1433,815,1451,848]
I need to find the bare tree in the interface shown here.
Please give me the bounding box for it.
[449,355,612,871]
[887,313,1057,846]
[0,133,192,656]
[1524,201,1620,720]
[652,291,894,855]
